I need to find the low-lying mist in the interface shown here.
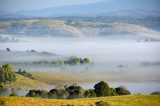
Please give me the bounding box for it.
[0,36,160,82]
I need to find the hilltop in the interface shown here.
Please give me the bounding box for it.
[0,19,160,40]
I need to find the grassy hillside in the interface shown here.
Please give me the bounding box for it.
[31,72,76,85]
[0,19,160,39]
[0,95,160,106]
[4,74,54,90]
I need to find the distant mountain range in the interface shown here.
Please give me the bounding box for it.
[0,0,160,18]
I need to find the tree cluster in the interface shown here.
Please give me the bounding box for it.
[26,81,130,99]
[55,57,90,66]
[0,64,16,82]
[115,86,131,95]
[34,57,90,66]
[26,84,84,99]
[65,57,90,65]
[16,69,33,79]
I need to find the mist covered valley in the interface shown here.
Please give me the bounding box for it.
[0,9,160,96]
[0,36,160,95]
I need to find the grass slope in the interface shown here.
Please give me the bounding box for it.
[31,72,76,85]
[0,95,160,106]
[4,74,54,90]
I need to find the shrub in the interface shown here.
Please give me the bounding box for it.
[115,86,131,95]
[10,92,17,96]
[151,92,160,95]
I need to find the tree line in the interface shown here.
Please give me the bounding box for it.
[16,69,34,79]
[26,81,131,99]
[5,57,91,66]
[31,57,90,66]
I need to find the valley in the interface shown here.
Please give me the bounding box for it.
[0,0,160,105]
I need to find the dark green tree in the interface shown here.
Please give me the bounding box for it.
[66,84,84,99]
[49,89,59,98]
[94,81,110,97]
[115,86,131,95]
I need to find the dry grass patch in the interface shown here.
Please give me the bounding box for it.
[0,95,160,106]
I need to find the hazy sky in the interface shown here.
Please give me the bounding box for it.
[0,0,105,12]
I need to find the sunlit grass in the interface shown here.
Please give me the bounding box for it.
[31,72,76,85]
[0,95,160,106]
[3,74,53,90]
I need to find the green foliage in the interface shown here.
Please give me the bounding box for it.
[0,84,7,90]
[66,84,85,99]
[84,90,90,98]
[25,81,131,99]
[110,88,117,96]
[49,89,59,98]
[115,86,131,95]
[83,58,90,64]
[88,89,97,98]
[16,69,33,79]
[63,57,91,66]
[85,89,97,98]
[58,89,69,99]
[49,89,68,99]
[0,64,16,82]
[27,89,68,99]
[26,89,49,98]
[7,57,91,67]
[10,92,18,96]
[58,60,65,66]
[94,81,111,97]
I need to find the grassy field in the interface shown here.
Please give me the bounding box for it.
[0,95,160,106]
[31,72,76,85]
[3,74,54,90]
